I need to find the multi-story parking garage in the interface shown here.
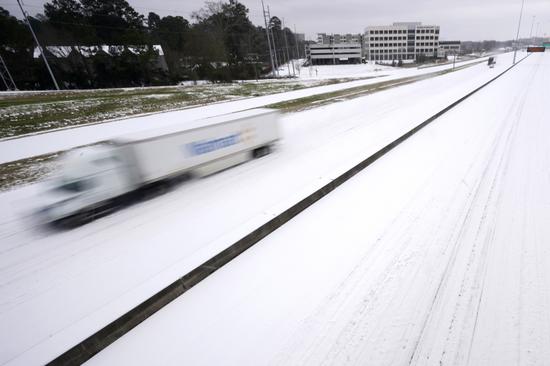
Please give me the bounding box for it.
[306,41,363,65]
[439,40,462,56]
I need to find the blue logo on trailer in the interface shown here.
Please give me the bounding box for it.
[187,133,241,156]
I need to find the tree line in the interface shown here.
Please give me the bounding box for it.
[0,0,304,90]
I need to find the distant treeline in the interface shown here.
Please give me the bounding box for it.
[0,0,303,90]
[461,40,514,54]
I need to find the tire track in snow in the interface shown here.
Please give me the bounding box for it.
[270,58,533,366]
[409,60,537,366]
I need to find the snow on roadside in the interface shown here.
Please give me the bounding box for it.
[0,53,499,165]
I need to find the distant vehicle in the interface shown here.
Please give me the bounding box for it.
[38,108,280,227]
[488,56,496,68]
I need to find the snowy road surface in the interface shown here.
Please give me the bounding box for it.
[0,52,526,365]
[0,56,490,165]
[86,53,550,365]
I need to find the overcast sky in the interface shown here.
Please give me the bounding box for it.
[3,0,549,41]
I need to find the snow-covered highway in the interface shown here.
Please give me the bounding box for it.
[86,52,550,365]
[0,51,535,365]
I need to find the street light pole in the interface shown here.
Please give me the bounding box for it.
[16,0,60,90]
[529,16,536,40]
[282,18,293,77]
[512,0,525,65]
[294,25,300,59]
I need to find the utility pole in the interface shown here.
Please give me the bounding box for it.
[0,54,17,91]
[261,0,277,77]
[512,0,525,65]
[294,25,300,59]
[17,0,60,90]
[267,6,279,74]
[453,52,456,70]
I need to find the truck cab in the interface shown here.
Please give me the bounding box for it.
[39,144,133,225]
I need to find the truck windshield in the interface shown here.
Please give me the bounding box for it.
[55,178,91,193]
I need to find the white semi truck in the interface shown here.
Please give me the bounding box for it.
[39,108,280,226]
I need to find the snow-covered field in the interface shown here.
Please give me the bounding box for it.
[276,59,391,79]
[0,52,528,365]
[86,52,550,365]
[0,55,489,165]
[276,57,477,79]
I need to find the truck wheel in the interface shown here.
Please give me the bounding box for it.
[253,145,271,158]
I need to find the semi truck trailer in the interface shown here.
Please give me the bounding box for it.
[39,108,280,226]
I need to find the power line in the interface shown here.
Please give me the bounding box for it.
[38,19,169,32]
[1,9,299,42]
[0,1,194,16]
[2,1,302,42]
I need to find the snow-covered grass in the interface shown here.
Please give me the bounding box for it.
[269,61,480,112]
[0,153,60,192]
[0,55,491,141]
[275,59,392,79]
[0,79,356,139]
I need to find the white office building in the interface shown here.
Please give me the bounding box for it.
[364,22,440,62]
